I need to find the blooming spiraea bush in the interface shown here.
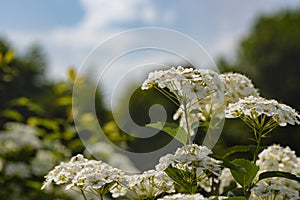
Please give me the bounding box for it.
[42,67,300,200]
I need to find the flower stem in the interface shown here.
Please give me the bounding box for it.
[183,98,191,145]
[80,189,88,200]
[253,132,262,163]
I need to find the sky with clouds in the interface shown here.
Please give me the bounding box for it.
[1,0,299,101]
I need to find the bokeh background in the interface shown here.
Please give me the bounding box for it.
[0,1,300,199]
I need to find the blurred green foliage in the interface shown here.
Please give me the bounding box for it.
[0,38,112,199]
[217,9,300,154]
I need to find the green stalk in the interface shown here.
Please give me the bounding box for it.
[80,189,88,200]
[182,97,192,145]
[253,130,262,163]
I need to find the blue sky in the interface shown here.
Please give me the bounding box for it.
[1,0,299,102]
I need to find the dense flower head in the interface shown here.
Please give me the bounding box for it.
[158,193,227,200]
[225,96,300,126]
[220,72,259,104]
[158,193,208,200]
[256,144,298,172]
[156,144,221,176]
[41,154,126,193]
[252,179,300,200]
[0,123,41,154]
[123,169,175,199]
[251,144,300,199]
[142,66,227,136]
[141,66,224,99]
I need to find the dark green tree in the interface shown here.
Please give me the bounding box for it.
[218,9,300,154]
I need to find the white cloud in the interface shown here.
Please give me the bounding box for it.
[7,0,175,80]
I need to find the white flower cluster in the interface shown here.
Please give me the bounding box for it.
[158,193,226,200]
[125,169,175,199]
[252,144,300,199]
[158,193,208,200]
[226,96,300,126]
[141,66,224,99]
[218,168,235,194]
[142,67,261,136]
[220,72,259,104]
[142,67,225,136]
[42,154,126,192]
[42,154,174,199]
[0,123,41,154]
[156,144,221,175]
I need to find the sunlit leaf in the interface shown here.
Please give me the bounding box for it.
[230,159,259,188]
[220,145,251,158]
[4,50,14,64]
[146,122,188,145]
[56,96,72,106]
[1,109,23,121]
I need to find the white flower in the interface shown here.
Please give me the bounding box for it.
[41,154,125,192]
[125,170,175,199]
[158,193,227,200]
[256,144,298,173]
[218,168,235,194]
[142,67,226,138]
[252,180,299,200]
[142,66,222,100]
[158,193,208,200]
[220,72,259,104]
[251,144,300,199]
[156,144,221,176]
[225,96,300,126]
[110,184,127,198]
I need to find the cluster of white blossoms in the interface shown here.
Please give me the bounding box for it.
[142,67,263,137]
[156,144,221,175]
[219,72,259,104]
[142,67,226,136]
[226,96,300,126]
[41,154,127,194]
[124,169,175,199]
[141,66,224,99]
[42,154,175,199]
[0,123,41,154]
[251,144,300,199]
[158,193,226,200]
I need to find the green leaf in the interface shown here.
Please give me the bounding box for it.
[230,159,259,188]
[1,109,23,121]
[220,145,251,158]
[165,166,197,194]
[209,155,244,172]
[56,96,72,106]
[146,122,188,145]
[4,50,14,64]
[258,171,300,183]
